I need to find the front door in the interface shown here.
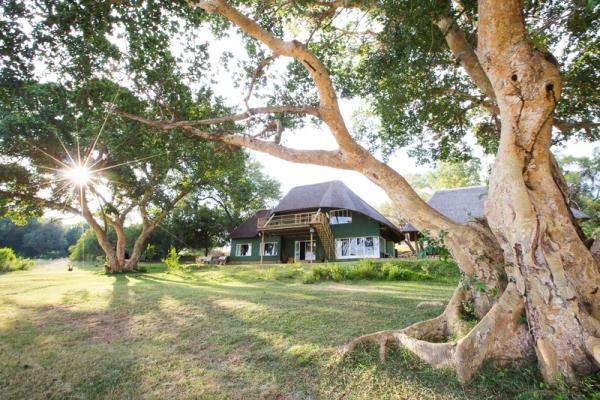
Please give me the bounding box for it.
[294,240,316,261]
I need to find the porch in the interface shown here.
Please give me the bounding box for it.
[257,210,335,261]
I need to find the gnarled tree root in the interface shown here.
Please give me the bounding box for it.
[340,284,533,383]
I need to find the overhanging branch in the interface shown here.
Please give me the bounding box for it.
[116,110,350,169]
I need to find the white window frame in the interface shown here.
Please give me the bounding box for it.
[294,240,316,261]
[329,209,352,225]
[261,242,278,256]
[335,236,380,259]
[235,243,252,257]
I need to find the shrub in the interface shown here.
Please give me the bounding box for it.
[330,264,348,282]
[349,260,382,280]
[0,248,33,272]
[163,246,181,271]
[302,259,459,284]
[302,270,318,284]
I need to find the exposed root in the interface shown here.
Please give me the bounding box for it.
[340,284,533,383]
[586,337,600,365]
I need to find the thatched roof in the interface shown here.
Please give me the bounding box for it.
[401,186,590,233]
[230,209,271,239]
[231,181,402,239]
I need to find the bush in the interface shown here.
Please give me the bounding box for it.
[0,248,33,272]
[330,264,347,282]
[302,271,319,284]
[163,246,181,271]
[302,259,459,284]
[348,260,381,280]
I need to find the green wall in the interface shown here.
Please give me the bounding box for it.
[387,239,395,256]
[330,212,380,238]
[281,235,324,262]
[230,210,398,262]
[229,234,281,262]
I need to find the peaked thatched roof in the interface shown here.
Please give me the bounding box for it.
[273,180,401,232]
[401,186,590,233]
[231,181,402,239]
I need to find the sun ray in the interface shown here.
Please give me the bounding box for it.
[20,138,71,169]
[86,133,140,170]
[90,152,167,173]
[52,181,76,198]
[50,129,77,167]
[76,133,82,166]
[83,94,119,168]
[59,187,77,215]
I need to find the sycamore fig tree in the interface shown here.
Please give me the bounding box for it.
[2,0,599,383]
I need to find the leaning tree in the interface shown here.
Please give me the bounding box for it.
[3,0,599,383]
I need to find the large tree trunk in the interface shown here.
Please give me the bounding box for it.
[125,225,153,271]
[479,0,600,382]
[591,231,600,267]
[357,155,506,320]
[113,222,130,272]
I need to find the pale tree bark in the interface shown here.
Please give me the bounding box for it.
[116,0,600,383]
[124,188,191,271]
[591,231,600,267]
[78,189,123,272]
[478,0,600,382]
[74,182,189,273]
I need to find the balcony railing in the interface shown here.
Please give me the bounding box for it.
[257,211,327,230]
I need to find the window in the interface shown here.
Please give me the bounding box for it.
[262,242,278,256]
[335,236,380,259]
[330,209,352,224]
[236,243,252,257]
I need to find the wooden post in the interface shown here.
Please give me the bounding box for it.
[260,232,264,264]
[310,230,313,264]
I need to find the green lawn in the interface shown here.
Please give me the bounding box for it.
[0,261,594,399]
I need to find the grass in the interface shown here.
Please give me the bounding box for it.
[0,260,597,399]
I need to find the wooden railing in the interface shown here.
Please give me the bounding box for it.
[257,210,336,260]
[257,211,319,229]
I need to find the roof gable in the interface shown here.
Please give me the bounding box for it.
[230,209,271,239]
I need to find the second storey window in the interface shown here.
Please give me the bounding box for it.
[330,209,352,224]
[236,243,252,257]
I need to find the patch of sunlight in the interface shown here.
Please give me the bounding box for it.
[157,296,207,329]
[251,329,290,351]
[286,343,323,366]
[0,307,20,329]
[213,298,266,314]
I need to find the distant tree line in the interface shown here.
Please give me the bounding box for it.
[0,218,85,259]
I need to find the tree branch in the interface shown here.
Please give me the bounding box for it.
[193,0,360,153]
[117,110,351,169]
[435,15,496,102]
[553,119,600,138]
[0,190,82,215]
[116,105,320,129]
[244,55,280,111]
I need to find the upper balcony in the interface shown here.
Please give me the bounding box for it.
[257,210,327,231]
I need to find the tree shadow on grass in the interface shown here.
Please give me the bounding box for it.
[3,270,588,399]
